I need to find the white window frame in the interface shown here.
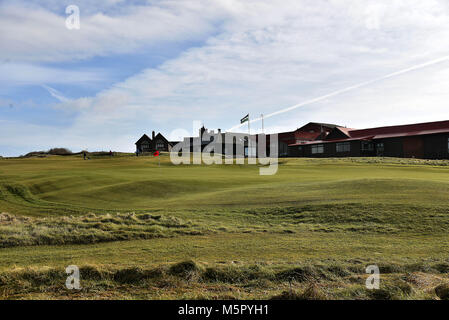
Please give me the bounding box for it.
[336,142,350,153]
[311,144,324,154]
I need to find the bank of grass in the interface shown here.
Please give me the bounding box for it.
[2,260,449,300]
[0,230,448,299]
[1,155,449,299]
[1,154,449,217]
[1,200,449,247]
[0,212,204,247]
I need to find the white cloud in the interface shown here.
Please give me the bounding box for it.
[0,0,230,62]
[3,0,449,155]
[0,63,108,86]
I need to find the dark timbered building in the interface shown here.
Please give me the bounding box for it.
[288,120,449,159]
[271,122,340,157]
[135,131,175,153]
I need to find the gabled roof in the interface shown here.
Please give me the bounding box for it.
[154,132,174,146]
[347,120,449,140]
[272,122,341,143]
[299,122,341,129]
[335,127,355,137]
[135,134,152,145]
[288,120,449,146]
[295,122,342,141]
[294,131,322,140]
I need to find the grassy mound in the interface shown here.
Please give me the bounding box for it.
[1,261,449,299]
[0,212,203,247]
[0,156,449,299]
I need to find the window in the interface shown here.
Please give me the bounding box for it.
[376,143,384,152]
[156,140,165,150]
[336,142,350,152]
[376,143,384,156]
[447,137,449,153]
[311,144,324,154]
[361,141,374,151]
[141,141,150,151]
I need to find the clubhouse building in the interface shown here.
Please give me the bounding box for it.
[135,120,449,160]
[135,131,176,153]
[288,120,449,159]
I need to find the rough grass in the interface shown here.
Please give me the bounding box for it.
[1,155,449,299]
[2,260,449,300]
[0,212,204,247]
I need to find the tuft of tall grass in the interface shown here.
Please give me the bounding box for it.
[0,212,205,248]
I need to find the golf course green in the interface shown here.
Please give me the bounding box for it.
[0,154,448,299]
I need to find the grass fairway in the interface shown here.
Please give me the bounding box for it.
[1,154,449,299]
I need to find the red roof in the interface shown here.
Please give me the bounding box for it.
[289,120,449,146]
[348,120,449,139]
[294,131,323,140]
[335,127,356,136]
[274,129,324,144]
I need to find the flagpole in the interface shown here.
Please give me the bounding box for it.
[248,114,251,158]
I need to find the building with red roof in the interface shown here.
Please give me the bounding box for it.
[273,122,341,156]
[288,120,449,159]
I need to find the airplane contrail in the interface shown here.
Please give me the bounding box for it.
[42,84,70,103]
[227,54,449,132]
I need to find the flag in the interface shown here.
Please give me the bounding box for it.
[240,114,249,124]
[153,151,160,157]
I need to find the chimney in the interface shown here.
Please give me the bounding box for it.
[218,129,221,133]
[152,131,155,140]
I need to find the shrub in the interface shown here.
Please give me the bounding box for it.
[79,266,105,281]
[325,265,351,277]
[270,283,326,300]
[202,267,241,283]
[393,280,413,295]
[202,265,272,283]
[276,266,317,282]
[48,148,72,155]
[435,284,449,300]
[270,290,303,300]
[376,263,403,274]
[434,263,449,273]
[300,282,327,300]
[113,267,146,284]
[169,260,200,279]
[366,281,412,300]
[367,288,394,300]
[23,151,47,157]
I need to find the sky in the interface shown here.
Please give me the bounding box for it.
[2,0,449,156]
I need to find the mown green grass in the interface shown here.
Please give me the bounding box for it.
[0,154,449,299]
